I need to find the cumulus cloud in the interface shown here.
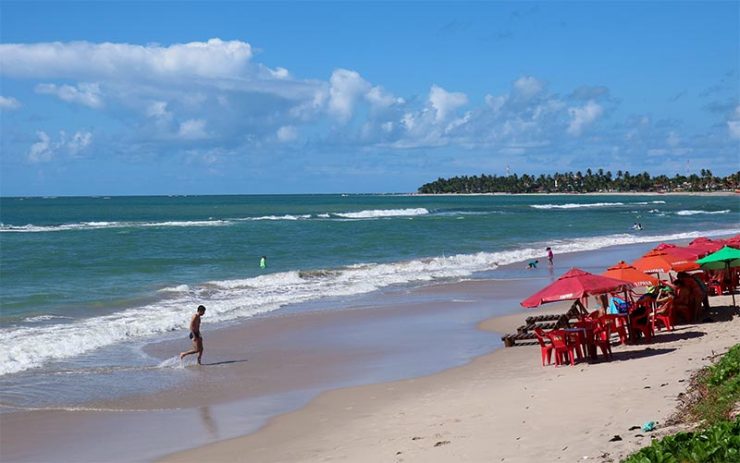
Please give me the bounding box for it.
[178,119,208,139]
[567,100,603,136]
[68,131,93,155]
[513,76,544,99]
[0,95,21,110]
[429,85,468,122]
[328,69,371,122]
[27,130,93,162]
[35,82,103,108]
[28,131,54,163]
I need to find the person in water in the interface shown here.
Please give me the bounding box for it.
[180,305,206,364]
[546,247,554,266]
[527,260,539,269]
[259,256,267,269]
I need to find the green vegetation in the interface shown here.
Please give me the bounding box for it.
[622,419,739,463]
[622,344,740,463]
[418,170,740,194]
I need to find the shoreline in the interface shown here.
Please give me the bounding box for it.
[2,235,738,462]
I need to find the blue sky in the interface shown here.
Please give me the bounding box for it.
[1,1,738,195]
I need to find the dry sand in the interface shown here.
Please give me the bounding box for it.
[162,296,740,463]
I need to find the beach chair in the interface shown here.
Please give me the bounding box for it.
[592,323,612,360]
[533,327,554,366]
[628,302,653,344]
[652,300,674,332]
[546,330,577,366]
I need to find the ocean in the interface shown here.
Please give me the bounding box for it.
[1,193,738,410]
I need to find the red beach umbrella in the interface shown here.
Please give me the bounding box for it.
[724,235,740,249]
[602,261,659,287]
[521,268,634,308]
[653,243,703,261]
[687,237,724,255]
[632,249,699,274]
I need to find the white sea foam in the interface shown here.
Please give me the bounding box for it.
[242,214,312,221]
[1,226,738,376]
[675,210,731,216]
[531,202,625,209]
[334,208,429,219]
[531,200,669,210]
[23,315,74,323]
[158,285,190,293]
[0,220,232,233]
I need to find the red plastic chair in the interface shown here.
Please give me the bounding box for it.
[592,323,612,360]
[533,327,553,366]
[547,330,577,366]
[628,302,653,344]
[652,300,674,332]
[601,314,628,345]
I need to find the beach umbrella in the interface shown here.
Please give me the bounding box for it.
[696,246,740,306]
[687,237,724,255]
[521,268,634,308]
[632,249,699,274]
[653,243,703,261]
[602,261,659,287]
[724,235,740,249]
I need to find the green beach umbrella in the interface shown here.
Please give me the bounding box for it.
[696,246,740,306]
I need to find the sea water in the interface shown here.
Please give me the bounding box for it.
[1,194,738,407]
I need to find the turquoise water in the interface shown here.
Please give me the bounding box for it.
[0,194,738,378]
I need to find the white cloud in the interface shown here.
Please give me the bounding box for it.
[0,39,254,80]
[28,131,54,163]
[178,119,208,139]
[328,69,371,122]
[513,76,544,99]
[567,100,603,136]
[0,95,21,110]
[68,131,93,155]
[27,130,94,162]
[146,101,172,120]
[35,82,103,108]
[429,85,468,122]
[276,125,298,142]
[729,105,740,140]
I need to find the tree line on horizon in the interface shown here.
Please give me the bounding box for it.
[418,169,740,194]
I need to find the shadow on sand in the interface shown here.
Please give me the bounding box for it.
[202,359,249,366]
[651,330,706,344]
[611,347,676,362]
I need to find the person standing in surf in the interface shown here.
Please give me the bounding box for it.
[180,305,206,364]
[546,247,554,266]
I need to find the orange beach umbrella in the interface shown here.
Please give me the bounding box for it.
[632,249,699,274]
[602,261,659,287]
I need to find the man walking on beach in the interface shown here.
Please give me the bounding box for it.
[180,305,206,364]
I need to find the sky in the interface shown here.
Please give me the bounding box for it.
[0,1,738,195]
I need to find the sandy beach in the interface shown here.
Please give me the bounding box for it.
[158,294,738,463]
[2,239,738,463]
